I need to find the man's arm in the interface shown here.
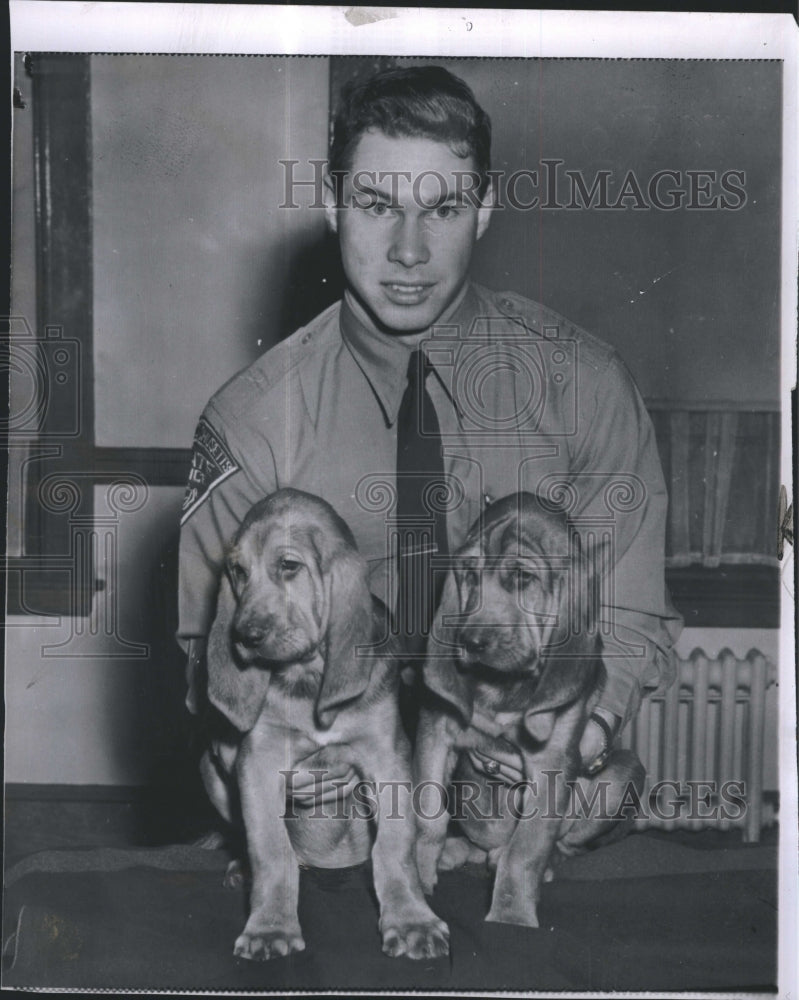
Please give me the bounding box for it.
[572,353,683,754]
[177,403,278,712]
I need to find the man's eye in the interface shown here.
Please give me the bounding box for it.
[434,204,457,219]
[365,200,389,215]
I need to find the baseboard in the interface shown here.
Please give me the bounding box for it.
[6,783,164,803]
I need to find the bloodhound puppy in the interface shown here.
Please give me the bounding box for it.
[200,488,448,961]
[414,491,644,928]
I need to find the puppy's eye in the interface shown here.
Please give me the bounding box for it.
[515,567,539,588]
[228,562,247,587]
[279,558,302,576]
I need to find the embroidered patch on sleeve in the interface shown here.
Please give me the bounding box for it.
[180,417,240,525]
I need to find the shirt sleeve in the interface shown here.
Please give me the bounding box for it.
[177,401,277,649]
[571,353,683,728]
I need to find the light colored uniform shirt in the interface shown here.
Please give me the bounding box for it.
[178,282,683,725]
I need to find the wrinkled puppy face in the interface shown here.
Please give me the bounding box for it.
[226,512,326,667]
[452,508,569,674]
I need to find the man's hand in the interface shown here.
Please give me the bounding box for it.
[467,709,622,782]
[286,760,360,807]
[467,743,525,785]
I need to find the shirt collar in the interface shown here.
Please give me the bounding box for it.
[340,283,478,426]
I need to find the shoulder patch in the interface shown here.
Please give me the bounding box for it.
[180,416,240,525]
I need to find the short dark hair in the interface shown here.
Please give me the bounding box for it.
[329,65,492,197]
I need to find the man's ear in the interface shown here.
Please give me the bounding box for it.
[475,181,495,241]
[323,171,339,234]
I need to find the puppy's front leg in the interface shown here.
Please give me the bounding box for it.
[233,725,305,961]
[362,709,450,959]
[486,705,585,928]
[413,708,460,894]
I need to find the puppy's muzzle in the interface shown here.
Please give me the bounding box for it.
[458,630,489,661]
[459,629,486,653]
[235,621,268,649]
[232,612,277,659]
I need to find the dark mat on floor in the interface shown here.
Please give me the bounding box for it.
[1,835,778,992]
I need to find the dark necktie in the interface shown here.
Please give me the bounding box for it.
[395,348,448,657]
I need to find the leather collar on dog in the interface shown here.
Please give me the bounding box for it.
[584,710,615,776]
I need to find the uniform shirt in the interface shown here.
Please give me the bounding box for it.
[178,282,683,725]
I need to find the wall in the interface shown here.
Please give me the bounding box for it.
[5,486,185,785]
[358,58,782,405]
[5,55,331,785]
[91,54,332,449]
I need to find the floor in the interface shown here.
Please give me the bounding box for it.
[4,785,779,869]
[1,787,780,993]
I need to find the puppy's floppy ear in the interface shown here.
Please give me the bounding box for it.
[315,545,374,729]
[525,527,606,717]
[206,571,271,733]
[524,654,603,727]
[422,569,473,724]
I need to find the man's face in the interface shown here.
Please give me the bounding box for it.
[325,131,493,335]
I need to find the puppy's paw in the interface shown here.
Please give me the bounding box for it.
[222,858,250,889]
[193,829,226,850]
[233,926,306,961]
[381,916,450,960]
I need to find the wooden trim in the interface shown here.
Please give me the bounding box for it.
[711,412,739,562]
[669,410,691,557]
[4,783,146,802]
[6,444,188,616]
[20,54,96,615]
[666,564,780,629]
[92,447,191,486]
[5,558,102,617]
[645,398,782,412]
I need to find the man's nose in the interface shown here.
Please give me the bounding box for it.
[388,216,430,268]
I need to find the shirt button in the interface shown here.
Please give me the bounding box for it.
[301,332,313,344]
[500,298,514,311]
[484,493,494,506]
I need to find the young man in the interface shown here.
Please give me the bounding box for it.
[178,65,682,792]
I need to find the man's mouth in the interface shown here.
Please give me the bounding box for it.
[381,281,436,305]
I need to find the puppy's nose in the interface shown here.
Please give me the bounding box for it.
[235,623,266,649]
[459,632,486,656]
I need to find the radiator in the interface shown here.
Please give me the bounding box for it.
[620,648,777,842]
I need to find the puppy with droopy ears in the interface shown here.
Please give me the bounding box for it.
[414,491,644,929]
[200,487,449,961]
